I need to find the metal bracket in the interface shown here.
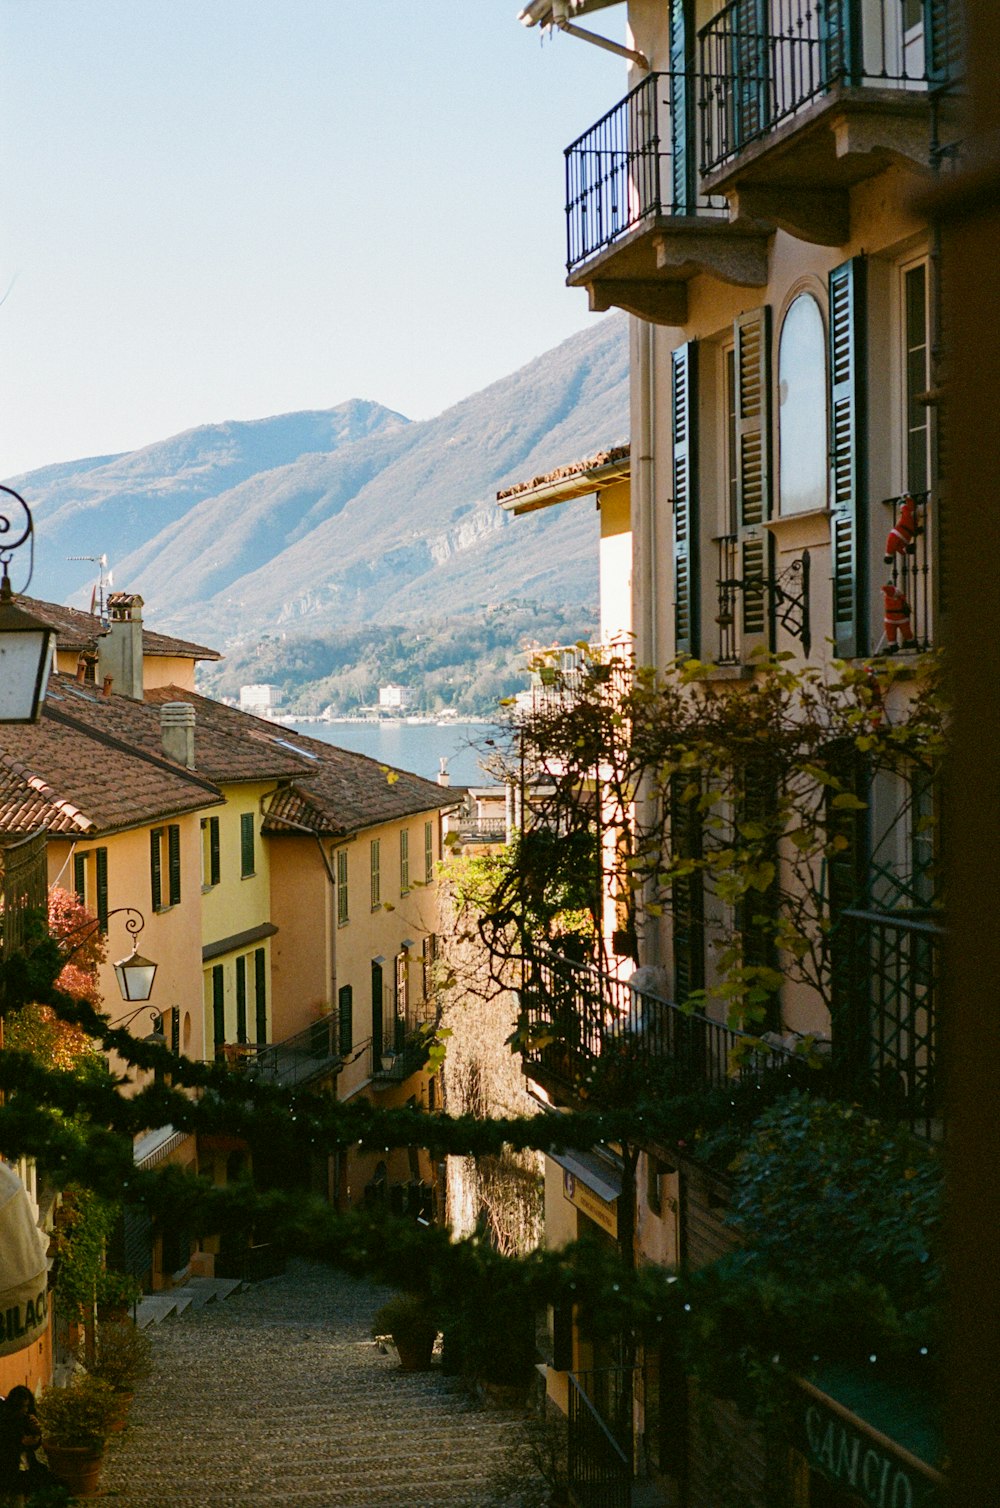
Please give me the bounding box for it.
[716,549,811,657]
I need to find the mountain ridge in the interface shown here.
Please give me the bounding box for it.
[8,315,629,647]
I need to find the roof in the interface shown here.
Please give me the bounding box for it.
[18,595,222,662]
[0,687,220,837]
[498,443,630,515]
[141,688,455,838]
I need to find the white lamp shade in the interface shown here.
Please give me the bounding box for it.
[0,597,54,723]
[113,951,158,1002]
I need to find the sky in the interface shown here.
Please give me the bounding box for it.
[0,1,627,479]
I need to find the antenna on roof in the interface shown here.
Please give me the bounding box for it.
[68,553,111,624]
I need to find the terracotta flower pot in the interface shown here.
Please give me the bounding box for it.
[44,1442,105,1496]
[393,1331,435,1371]
[107,1391,134,1432]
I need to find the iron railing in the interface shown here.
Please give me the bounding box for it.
[0,830,48,959]
[521,948,802,1098]
[245,1012,343,1089]
[699,0,959,176]
[565,71,726,274]
[834,906,941,1138]
[567,1369,633,1508]
[715,534,741,664]
[456,816,508,844]
[527,639,635,713]
[878,489,933,652]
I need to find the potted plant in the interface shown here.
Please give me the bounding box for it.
[372,1292,438,1371]
[77,1318,153,1430]
[37,1375,118,1497]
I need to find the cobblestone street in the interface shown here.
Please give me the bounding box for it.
[98,1260,539,1508]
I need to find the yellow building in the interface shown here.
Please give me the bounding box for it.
[511,3,955,1502]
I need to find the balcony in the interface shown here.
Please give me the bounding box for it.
[698,0,962,244]
[564,72,769,323]
[526,638,634,714]
[243,1013,343,1089]
[520,949,803,1104]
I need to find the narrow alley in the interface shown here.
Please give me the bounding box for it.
[98,1260,540,1508]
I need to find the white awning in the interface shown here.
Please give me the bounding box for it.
[0,1162,49,1357]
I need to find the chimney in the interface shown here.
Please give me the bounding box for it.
[160,702,196,769]
[97,592,144,699]
[437,757,450,787]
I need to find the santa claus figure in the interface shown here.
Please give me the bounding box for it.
[885,494,919,563]
[882,581,915,653]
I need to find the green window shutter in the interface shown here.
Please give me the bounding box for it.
[669,775,705,1004]
[73,853,87,907]
[371,961,384,1062]
[400,829,410,893]
[212,965,225,1056]
[668,0,690,212]
[337,849,349,924]
[95,848,109,933]
[210,816,221,887]
[170,1006,180,1055]
[254,948,267,1044]
[338,984,353,1056]
[672,341,700,657]
[370,839,380,909]
[734,305,772,653]
[150,829,163,911]
[424,820,433,884]
[167,824,181,906]
[731,0,770,148]
[829,257,868,658]
[235,955,248,1044]
[240,812,255,877]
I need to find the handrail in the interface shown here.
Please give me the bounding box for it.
[567,1369,632,1508]
[245,1011,343,1088]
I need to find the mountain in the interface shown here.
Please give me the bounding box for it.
[7,315,628,644]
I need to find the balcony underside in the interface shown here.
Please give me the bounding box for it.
[704,87,945,246]
[566,216,771,324]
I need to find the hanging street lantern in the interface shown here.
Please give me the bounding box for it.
[110,908,158,1002]
[0,485,56,723]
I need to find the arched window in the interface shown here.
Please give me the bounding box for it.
[778,293,827,515]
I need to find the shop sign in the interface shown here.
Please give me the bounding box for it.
[799,1396,944,1508]
[0,1286,47,1355]
[562,1168,618,1238]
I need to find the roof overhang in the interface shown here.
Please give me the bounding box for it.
[498,447,630,516]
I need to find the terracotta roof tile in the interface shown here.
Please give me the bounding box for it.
[143,688,456,838]
[18,595,221,661]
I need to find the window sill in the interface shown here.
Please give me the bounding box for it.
[240,872,256,881]
[695,664,755,683]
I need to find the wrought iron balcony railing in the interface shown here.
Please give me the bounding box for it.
[834,906,941,1139]
[699,0,960,177]
[244,1012,343,1089]
[565,71,726,275]
[526,639,634,713]
[521,949,802,1100]
[878,489,934,653]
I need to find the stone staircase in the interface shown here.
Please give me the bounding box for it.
[134,1275,243,1328]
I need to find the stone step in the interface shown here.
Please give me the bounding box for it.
[181,1276,244,1307]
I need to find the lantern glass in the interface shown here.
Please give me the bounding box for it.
[0,610,54,723]
[113,951,158,1003]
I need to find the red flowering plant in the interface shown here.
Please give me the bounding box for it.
[3,886,106,1072]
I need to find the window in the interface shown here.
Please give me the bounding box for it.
[73,852,87,908]
[400,829,410,894]
[778,293,827,516]
[337,848,349,925]
[904,262,930,493]
[422,933,437,998]
[201,816,220,888]
[338,984,353,1055]
[424,821,434,884]
[395,949,409,1047]
[370,839,381,909]
[236,955,248,1044]
[95,848,109,932]
[254,948,267,1044]
[371,960,385,1062]
[151,825,180,909]
[240,812,255,878]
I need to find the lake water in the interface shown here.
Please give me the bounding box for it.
[280,719,502,788]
